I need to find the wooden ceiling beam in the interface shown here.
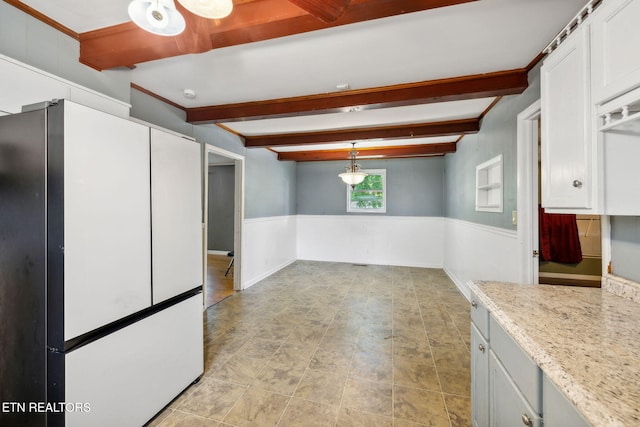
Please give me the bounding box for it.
[186,69,527,123]
[243,118,479,147]
[78,0,476,71]
[288,0,351,22]
[276,142,456,161]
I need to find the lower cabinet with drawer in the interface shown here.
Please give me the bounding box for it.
[470,293,590,427]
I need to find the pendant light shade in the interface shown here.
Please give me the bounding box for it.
[128,0,186,36]
[177,0,234,19]
[339,143,368,187]
[339,171,367,186]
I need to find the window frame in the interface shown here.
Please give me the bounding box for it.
[346,169,387,214]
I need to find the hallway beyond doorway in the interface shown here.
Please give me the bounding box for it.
[205,254,235,307]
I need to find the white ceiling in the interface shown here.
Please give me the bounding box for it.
[19,0,586,154]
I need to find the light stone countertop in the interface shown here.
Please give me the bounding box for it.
[468,281,640,427]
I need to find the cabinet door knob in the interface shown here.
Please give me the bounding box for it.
[478,343,485,353]
[521,413,533,426]
[572,179,582,188]
[471,301,477,308]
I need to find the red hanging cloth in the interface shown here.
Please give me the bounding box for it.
[539,206,583,263]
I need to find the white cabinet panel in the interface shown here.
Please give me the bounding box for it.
[151,129,202,303]
[489,352,542,427]
[591,0,640,104]
[64,101,151,340]
[471,324,489,427]
[543,375,590,427]
[541,24,595,211]
[65,294,203,427]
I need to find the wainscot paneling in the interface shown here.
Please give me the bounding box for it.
[242,216,297,288]
[443,218,520,300]
[297,215,444,268]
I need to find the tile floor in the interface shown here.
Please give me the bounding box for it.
[148,261,471,427]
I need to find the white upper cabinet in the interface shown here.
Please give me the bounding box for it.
[151,129,203,304]
[591,0,640,104]
[541,22,597,212]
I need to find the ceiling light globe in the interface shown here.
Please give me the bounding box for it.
[128,0,186,36]
[339,172,367,186]
[177,0,233,19]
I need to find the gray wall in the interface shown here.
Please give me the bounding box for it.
[611,216,640,283]
[0,2,131,104]
[296,157,444,216]
[444,65,542,230]
[245,149,297,219]
[207,165,235,251]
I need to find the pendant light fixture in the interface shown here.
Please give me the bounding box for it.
[128,0,186,36]
[339,143,368,188]
[177,0,234,19]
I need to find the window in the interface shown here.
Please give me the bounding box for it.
[347,169,386,213]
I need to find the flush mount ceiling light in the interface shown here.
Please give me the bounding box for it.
[177,0,234,19]
[339,143,368,188]
[128,0,186,36]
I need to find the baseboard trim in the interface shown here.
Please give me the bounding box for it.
[242,257,297,290]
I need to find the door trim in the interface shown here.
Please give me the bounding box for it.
[517,99,541,284]
[203,144,245,292]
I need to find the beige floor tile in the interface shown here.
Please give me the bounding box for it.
[393,343,434,366]
[335,407,393,427]
[155,410,220,427]
[176,378,247,421]
[277,398,340,427]
[444,394,472,427]
[294,369,347,405]
[393,360,441,392]
[238,337,282,359]
[144,408,173,426]
[432,347,471,372]
[180,262,474,427]
[349,351,393,383]
[251,362,306,395]
[438,367,470,397]
[393,386,450,426]
[270,341,316,369]
[222,386,289,426]
[211,353,270,385]
[309,348,353,376]
[342,377,393,417]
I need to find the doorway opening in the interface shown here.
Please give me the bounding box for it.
[203,144,244,307]
[517,100,601,286]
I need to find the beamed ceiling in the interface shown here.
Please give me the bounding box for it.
[10,0,587,162]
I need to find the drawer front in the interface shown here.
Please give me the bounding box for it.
[489,316,541,414]
[470,291,489,339]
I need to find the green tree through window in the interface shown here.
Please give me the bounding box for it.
[347,169,386,213]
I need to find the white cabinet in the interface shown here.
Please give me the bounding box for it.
[489,351,542,427]
[543,375,590,427]
[470,297,588,426]
[151,129,203,304]
[591,0,640,104]
[471,324,489,427]
[63,101,152,340]
[541,22,597,212]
